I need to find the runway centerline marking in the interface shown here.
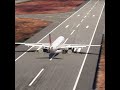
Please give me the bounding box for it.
[86,25,89,28]
[86,0,99,15]
[76,24,80,27]
[65,25,69,28]
[81,19,84,22]
[15,0,92,62]
[28,68,44,86]
[72,1,105,90]
[70,30,75,35]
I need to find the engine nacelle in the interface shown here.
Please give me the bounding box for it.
[43,49,49,53]
[37,49,42,53]
[76,48,81,53]
[55,50,62,53]
[72,48,77,53]
[72,48,82,53]
[67,49,72,54]
[62,49,68,54]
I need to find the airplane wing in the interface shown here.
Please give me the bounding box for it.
[58,44,101,49]
[15,42,50,48]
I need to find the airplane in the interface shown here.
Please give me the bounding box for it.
[15,34,101,59]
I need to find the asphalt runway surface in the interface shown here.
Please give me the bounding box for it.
[15,0,105,90]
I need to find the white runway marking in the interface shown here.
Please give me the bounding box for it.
[87,12,89,15]
[91,7,94,10]
[65,25,69,28]
[63,38,69,44]
[15,0,92,62]
[93,15,95,17]
[81,19,84,22]
[76,24,80,27]
[29,68,44,86]
[72,1,105,90]
[89,45,101,46]
[77,15,80,16]
[84,15,87,18]
[50,58,52,61]
[86,25,89,28]
[86,0,99,15]
[89,9,92,12]
[70,30,75,35]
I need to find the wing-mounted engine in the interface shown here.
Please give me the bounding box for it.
[34,46,43,53]
[61,48,73,54]
[43,47,50,53]
[72,48,82,53]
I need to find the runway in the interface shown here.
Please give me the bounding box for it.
[15,0,105,90]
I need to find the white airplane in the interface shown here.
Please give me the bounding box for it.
[15,34,100,59]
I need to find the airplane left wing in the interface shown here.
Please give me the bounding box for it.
[15,42,50,48]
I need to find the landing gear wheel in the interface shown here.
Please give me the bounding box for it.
[68,50,72,54]
[62,50,67,54]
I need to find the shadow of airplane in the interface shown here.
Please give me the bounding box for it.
[36,57,62,60]
[79,52,99,55]
[15,50,36,52]
[49,53,59,59]
[15,50,99,55]
[36,53,62,59]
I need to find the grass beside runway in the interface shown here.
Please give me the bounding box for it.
[15,18,51,42]
[95,36,105,90]
[15,0,84,14]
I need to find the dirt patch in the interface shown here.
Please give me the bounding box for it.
[15,18,51,42]
[96,37,105,90]
[15,0,84,14]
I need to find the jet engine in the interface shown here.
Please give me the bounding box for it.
[72,48,81,53]
[43,49,49,53]
[67,49,72,54]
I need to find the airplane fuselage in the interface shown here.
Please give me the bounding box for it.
[50,36,65,53]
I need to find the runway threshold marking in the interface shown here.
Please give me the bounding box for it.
[28,68,44,86]
[70,30,75,35]
[72,2,105,90]
[65,25,69,28]
[15,0,92,62]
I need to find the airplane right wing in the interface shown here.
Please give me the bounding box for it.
[58,44,101,49]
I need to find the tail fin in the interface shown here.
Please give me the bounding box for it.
[49,34,52,46]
